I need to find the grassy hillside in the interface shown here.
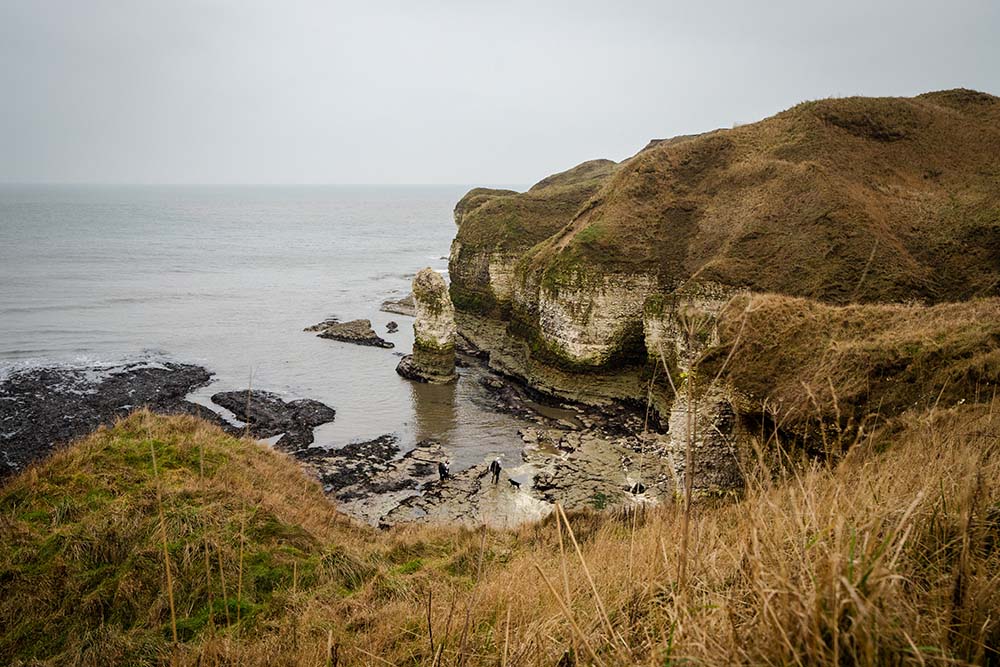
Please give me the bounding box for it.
[698,294,1000,439]
[2,408,999,665]
[539,89,1000,303]
[449,159,618,313]
[454,90,1000,307]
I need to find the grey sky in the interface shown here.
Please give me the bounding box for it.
[1,0,998,185]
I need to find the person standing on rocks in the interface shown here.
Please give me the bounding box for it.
[395,268,458,383]
[489,458,502,484]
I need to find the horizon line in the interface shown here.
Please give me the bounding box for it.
[0,181,529,188]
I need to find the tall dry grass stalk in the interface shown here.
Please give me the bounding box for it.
[150,436,179,644]
[199,439,215,635]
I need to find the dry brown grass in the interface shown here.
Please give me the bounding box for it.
[702,294,1000,442]
[2,404,999,665]
[452,90,1000,309]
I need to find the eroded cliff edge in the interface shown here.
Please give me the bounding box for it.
[449,89,1000,493]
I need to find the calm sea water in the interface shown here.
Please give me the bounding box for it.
[0,184,528,468]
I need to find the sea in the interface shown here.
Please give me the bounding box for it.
[0,184,530,468]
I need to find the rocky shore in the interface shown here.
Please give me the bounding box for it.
[0,362,344,480]
[0,345,672,527]
[0,362,225,478]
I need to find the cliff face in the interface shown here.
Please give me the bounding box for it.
[453,90,1000,367]
[449,89,1000,493]
[449,159,618,318]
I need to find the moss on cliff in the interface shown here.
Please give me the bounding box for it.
[452,187,517,226]
[452,159,616,254]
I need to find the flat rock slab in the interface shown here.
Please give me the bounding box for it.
[306,318,394,349]
[524,428,673,510]
[211,390,336,451]
[295,434,401,494]
[379,462,552,529]
[0,362,226,479]
[336,439,449,525]
[379,294,416,317]
[294,437,451,524]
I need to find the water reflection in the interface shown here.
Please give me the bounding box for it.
[409,376,458,445]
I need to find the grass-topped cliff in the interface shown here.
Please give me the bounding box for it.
[454,89,999,310]
[447,89,1000,444]
[2,407,999,665]
[449,159,618,314]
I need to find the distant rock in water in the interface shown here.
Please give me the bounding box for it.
[306,318,394,349]
[396,268,458,383]
[211,390,335,451]
[0,362,225,478]
[380,294,416,317]
[386,321,399,333]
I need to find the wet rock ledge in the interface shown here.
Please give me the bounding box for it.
[0,362,227,479]
[211,390,336,450]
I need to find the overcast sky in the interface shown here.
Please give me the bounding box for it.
[1,0,998,185]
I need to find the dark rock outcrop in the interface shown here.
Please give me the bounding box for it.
[210,390,336,451]
[306,318,394,348]
[0,362,225,478]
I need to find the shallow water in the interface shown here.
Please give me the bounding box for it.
[0,184,528,468]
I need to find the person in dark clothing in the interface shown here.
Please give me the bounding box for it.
[488,458,501,484]
[438,461,450,480]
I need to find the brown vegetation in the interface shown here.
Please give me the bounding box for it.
[701,293,1000,439]
[454,90,1000,306]
[2,405,999,665]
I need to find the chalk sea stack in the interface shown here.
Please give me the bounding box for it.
[396,268,458,383]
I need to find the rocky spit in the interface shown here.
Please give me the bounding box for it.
[210,390,336,450]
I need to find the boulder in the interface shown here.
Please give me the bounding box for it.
[306,318,394,348]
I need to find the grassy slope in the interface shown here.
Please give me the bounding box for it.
[449,159,619,313]
[452,159,618,252]
[699,294,1000,438]
[457,90,1000,305]
[3,408,999,665]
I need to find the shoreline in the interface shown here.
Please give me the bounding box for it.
[0,340,669,527]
